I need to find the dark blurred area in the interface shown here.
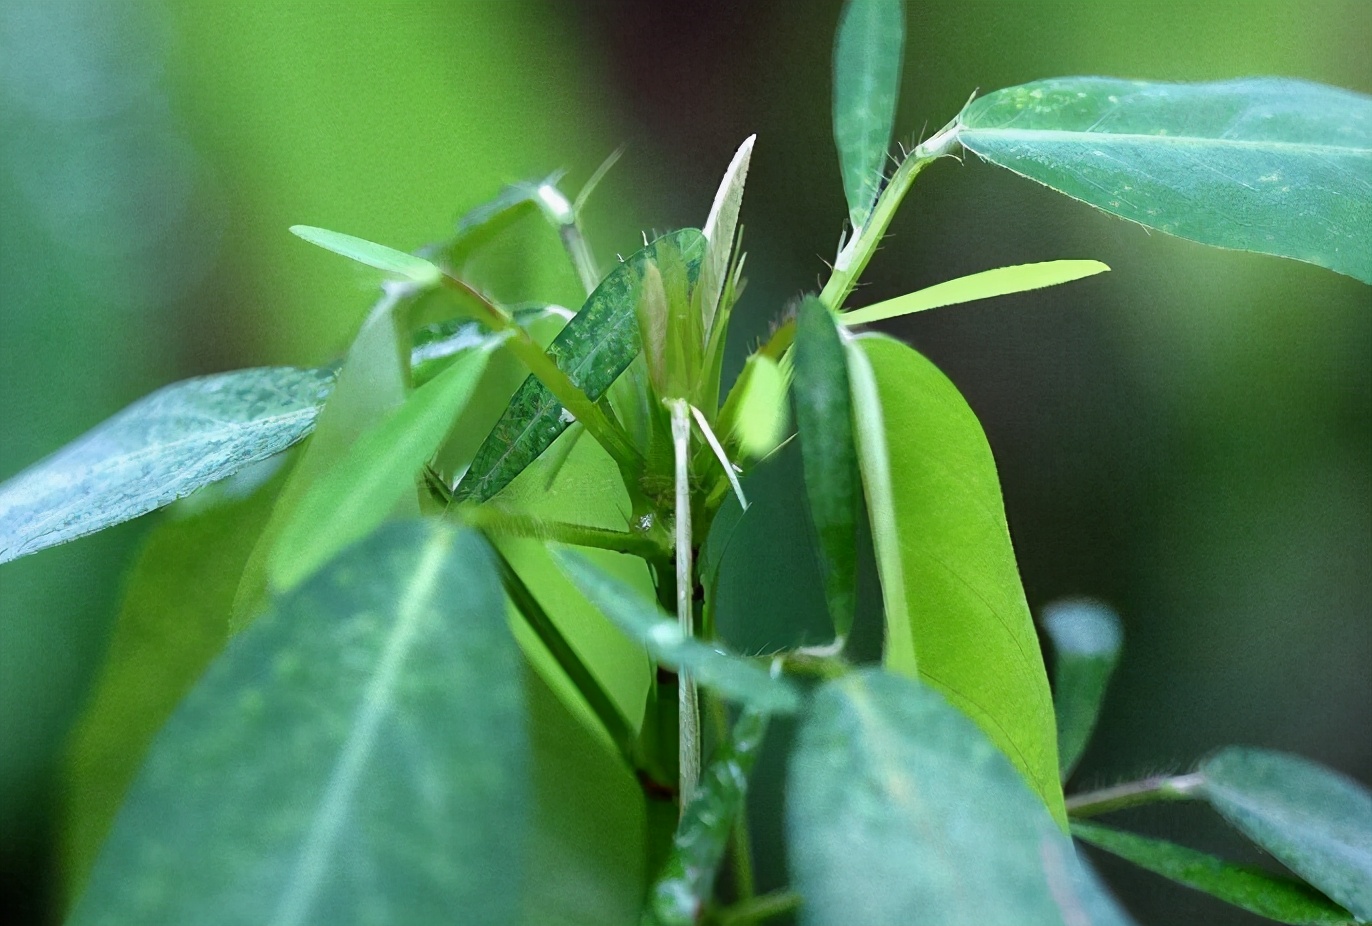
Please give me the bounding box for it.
[1,2,1368,924]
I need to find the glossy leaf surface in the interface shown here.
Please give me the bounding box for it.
[1201,748,1372,919]
[1073,821,1356,925]
[69,521,528,926]
[958,78,1372,282]
[290,225,442,284]
[1043,599,1123,779]
[849,336,1063,822]
[832,0,904,231]
[0,367,333,564]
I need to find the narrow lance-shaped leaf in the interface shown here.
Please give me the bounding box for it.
[646,709,770,926]
[556,551,801,715]
[832,0,905,233]
[793,297,859,641]
[1072,821,1357,926]
[0,367,334,565]
[787,669,1135,926]
[1200,747,1372,920]
[1043,598,1123,779]
[840,260,1110,326]
[700,135,755,333]
[956,78,1372,283]
[67,521,528,926]
[290,224,442,285]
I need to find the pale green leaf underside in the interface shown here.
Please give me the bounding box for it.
[0,367,334,565]
[68,521,528,926]
[700,134,755,333]
[832,0,904,231]
[1043,598,1123,779]
[958,78,1372,283]
[841,260,1109,325]
[290,224,442,285]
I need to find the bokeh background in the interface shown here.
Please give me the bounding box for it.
[0,1,1367,923]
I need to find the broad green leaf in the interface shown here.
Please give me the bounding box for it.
[454,229,706,503]
[1044,599,1123,779]
[787,669,1134,926]
[957,78,1372,283]
[646,708,769,926]
[848,335,1064,823]
[556,551,801,715]
[290,224,442,285]
[832,0,904,232]
[793,297,859,641]
[1201,747,1372,919]
[0,367,333,565]
[68,521,528,926]
[1072,821,1356,926]
[700,135,755,333]
[270,346,495,591]
[840,260,1110,326]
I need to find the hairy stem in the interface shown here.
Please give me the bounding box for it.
[671,399,701,810]
[459,507,667,559]
[1066,772,1205,818]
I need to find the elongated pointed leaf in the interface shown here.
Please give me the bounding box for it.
[832,0,905,231]
[0,367,333,565]
[68,520,528,926]
[455,229,706,503]
[840,260,1110,326]
[1200,748,1372,919]
[1044,599,1123,779]
[290,224,442,285]
[957,78,1372,283]
[1073,821,1356,925]
[700,135,755,333]
[793,297,858,641]
[556,552,801,715]
[847,335,1064,823]
[787,669,1134,926]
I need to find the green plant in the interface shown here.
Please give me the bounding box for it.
[2,0,1369,922]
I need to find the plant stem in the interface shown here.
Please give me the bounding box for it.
[1066,772,1205,818]
[459,507,667,559]
[671,398,701,811]
[560,220,601,296]
[715,890,803,926]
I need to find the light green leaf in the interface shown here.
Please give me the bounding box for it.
[290,224,442,285]
[832,0,904,231]
[1201,747,1372,919]
[68,521,528,926]
[0,367,333,565]
[411,305,565,387]
[271,346,495,591]
[840,260,1110,326]
[788,669,1135,926]
[700,135,755,334]
[847,335,1064,824]
[1073,821,1357,926]
[556,551,802,715]
[957,78,1372,283]
[793,297,858,641]
[1044,599,1123,779]
[729,354,789,459]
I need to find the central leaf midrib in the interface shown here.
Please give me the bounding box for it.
[959,125,1372,156]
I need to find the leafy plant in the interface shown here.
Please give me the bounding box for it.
[2,0,1368,923]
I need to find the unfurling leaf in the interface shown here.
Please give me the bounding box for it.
[700,135,755,333]
[1043,598,1123,779]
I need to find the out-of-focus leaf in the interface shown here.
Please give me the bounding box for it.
[68,521,528,926]
[700,135,755,333]
[455,229,705,503]
[271,346,495,591]
[557,552,801,715]
[411,305,566,386]
[1072,821,1357,926]
[793,297,858,642]
[840,260,1110,326]
[647,709,769,926]
[728,354,789,459]
[1200,748,1372,919]
[290,224,442,285]
[1044,599,1123,779]
[787,669,1134,926]
[847,335,1064,824]
[957,78,1372,283]
[0,367,333,565]
[832,0,904,232]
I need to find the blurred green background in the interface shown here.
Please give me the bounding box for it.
[0,1,1367,923]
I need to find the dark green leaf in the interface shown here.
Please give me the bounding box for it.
[454,229,706,503]
[1073,821,1357,925]
[832,0,905,232]
[793,297,859,641]
[1201,747,1372,919]
[1044,599,1123,779]
[290,224,442,285]
[787,669,1135,926]
[847,335,1064,823]
[68,521,528,926]
[0,367,333,565]
[646,709,769,926]
[957,78,1372,283]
